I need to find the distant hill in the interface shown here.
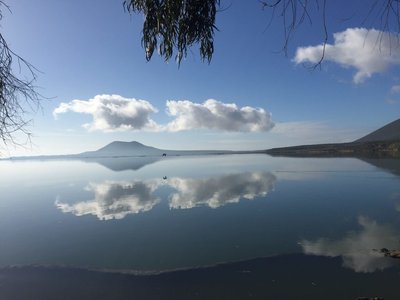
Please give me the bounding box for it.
[5,141,237,160]
[355,119,400,143]
[266,140,400,158]
[266,118,400,158]
[80,141,165,157]
[78,141,235,157]
[5,118,400,161]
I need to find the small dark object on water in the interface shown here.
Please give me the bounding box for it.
[379,248,400,258]
[162,153,167,157]
[163,176,167,180]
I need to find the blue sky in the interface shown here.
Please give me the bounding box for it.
[2,0,400,156]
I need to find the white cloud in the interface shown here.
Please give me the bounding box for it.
[55,180,160,220]
[54,95,275,133]
[301,216,400,272]
[385,85,400,105]
[53,94,159,132]
[391,85,400,94]
[168,172,276,209]
[294,28,400,83]
[165,99,274,132]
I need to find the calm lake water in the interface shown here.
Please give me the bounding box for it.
[1,154,400,299]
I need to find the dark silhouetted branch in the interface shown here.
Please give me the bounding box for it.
[0,2,41,151]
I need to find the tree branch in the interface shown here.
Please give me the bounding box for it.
[0,3,42,152]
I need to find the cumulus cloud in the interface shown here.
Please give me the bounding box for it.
[165,99,274,132]
[301,216,400,272]
[168,172,276,209]
[54,95,275,133]
[294,28,400,83]
[53,94,159,132]
[55,180,161,220]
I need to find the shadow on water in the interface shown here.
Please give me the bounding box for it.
[0,254,399,300]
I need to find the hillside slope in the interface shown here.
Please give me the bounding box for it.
[78,141,233,157]
[82,141,164,156]
[356,119,400,142]
[266,118,400,158]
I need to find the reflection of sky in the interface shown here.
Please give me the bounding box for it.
[55,172,276,220]
[301,216,400,273]
[2,155,400,273]
[390,192,400,212]
[168,172,276,209]
[56,180,160,220]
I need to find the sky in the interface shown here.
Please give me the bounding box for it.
[2,0,400,156]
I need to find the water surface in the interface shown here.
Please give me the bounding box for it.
[1,154,399,298]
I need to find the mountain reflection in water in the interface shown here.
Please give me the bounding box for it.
[55,172,276,220]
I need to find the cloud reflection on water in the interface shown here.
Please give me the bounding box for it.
[55,172,276,220]
[168,172,276,209]
[301,216,400,273]
[55,180,160,220]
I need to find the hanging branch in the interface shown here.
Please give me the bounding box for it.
[124,0,400,65]
[0,1,41,150]
[123,0,220,65]
[260,0,400,67]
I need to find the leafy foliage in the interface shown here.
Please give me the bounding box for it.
[125,0,400,65]
[123,0,220,64]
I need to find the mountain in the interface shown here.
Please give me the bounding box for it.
[5,118,399,161]
[78,141,236,158]
[3,141,246,161]
[80,141,165,157]
[355,119,400,143]
[266,118,400,158]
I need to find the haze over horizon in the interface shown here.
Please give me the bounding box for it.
[3,0,400,156]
